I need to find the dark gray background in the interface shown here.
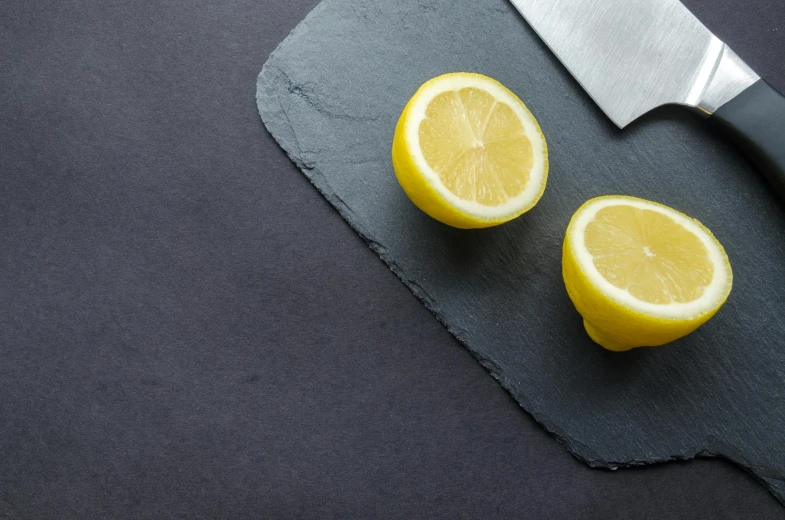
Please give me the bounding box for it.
[1,0,783,518]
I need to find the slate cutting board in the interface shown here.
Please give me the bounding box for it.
[257,0,785,504]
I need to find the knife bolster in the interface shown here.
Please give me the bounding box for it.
[695,45,759,116]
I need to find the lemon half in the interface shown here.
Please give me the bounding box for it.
[563,196,733,352]
[392,73,548,228]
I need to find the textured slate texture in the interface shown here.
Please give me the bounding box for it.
[258,0,785,504]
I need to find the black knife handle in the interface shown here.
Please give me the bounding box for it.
[711,80,785,200]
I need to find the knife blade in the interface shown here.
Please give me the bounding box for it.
[510,0,785,199]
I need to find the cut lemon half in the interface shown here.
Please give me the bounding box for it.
[563,196,733,352]
[392,73,548,228]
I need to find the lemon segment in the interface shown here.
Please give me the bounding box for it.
[563,196,732,351]
[392,73,548,228]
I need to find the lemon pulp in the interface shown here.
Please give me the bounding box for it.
[585,204,715,305]
[419,88,534,206]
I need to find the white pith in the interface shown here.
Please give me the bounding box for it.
[404,75,547,220]
[570,197,731,320]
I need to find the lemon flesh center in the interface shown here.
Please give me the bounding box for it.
[418,88,533,206]
[584,205,714,305]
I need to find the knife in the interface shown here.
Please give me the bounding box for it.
[509,0,785,199]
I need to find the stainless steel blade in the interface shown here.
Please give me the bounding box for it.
[509,0,760,127]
